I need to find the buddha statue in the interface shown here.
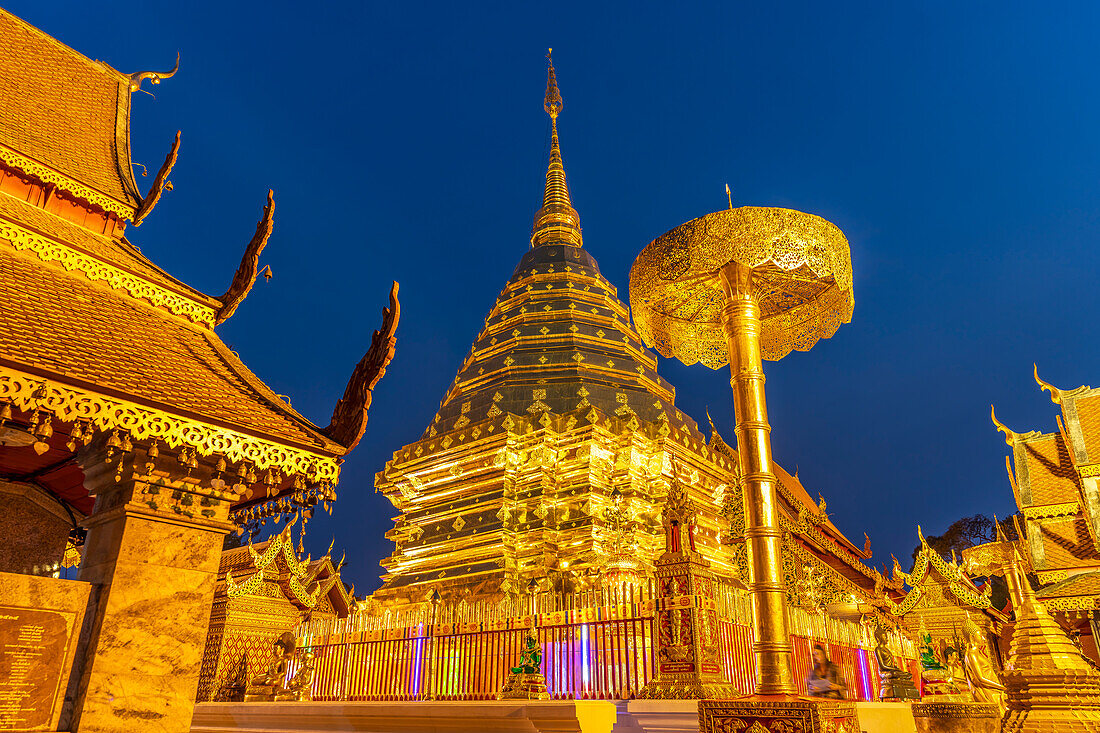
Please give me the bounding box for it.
[245,631,296,702]
[873,625,919,700]
[963,620,1006,711]
[500,632,549,700]
[275,651,316,702]
[511,632,543,674]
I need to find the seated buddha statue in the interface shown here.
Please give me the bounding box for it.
[873,625,919,700]
[245,631,296,701]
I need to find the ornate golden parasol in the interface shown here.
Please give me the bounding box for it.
[630,206,853,696]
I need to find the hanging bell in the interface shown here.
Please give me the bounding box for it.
[119,432,133,453]
[0,402,11,424]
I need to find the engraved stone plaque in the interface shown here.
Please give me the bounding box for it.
[0,606,75,732]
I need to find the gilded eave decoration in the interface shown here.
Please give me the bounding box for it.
[225,515,345,609]
[0,366,342,483]
[0,144,137,220]
[0,219,218,327]
[882,529,993,616]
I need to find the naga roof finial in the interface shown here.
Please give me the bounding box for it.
[990,404,1020,446]
[129,51,180,93]
[323,282,400,450]
[132,131,181,226]
[215,190,275,325]
[1034,363,1064,404]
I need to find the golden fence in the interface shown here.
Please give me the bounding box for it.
[294,581,917,701]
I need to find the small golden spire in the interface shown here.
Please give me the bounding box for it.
[725,183,733,211]
[544,48,562,119]
[532,49,582,248]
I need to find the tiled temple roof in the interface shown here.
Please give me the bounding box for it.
[0,10,142,214]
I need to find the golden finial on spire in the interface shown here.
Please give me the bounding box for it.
[544,48,563,119]
[725,183,733,211]
[531,49,582,248]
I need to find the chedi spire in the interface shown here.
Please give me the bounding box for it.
[531,49,583,248]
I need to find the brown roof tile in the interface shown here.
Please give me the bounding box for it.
[1038,570,1100,599]
[1019,433,1080,506]
[0,244,339,452]
[0,10,140,208]
[1038,517,1099,570]
[0,191,215,306]
[1075,394,1100,465]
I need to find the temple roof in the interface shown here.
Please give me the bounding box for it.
[0,9,402,525]
[0,245,341,453]
[0,10,143,215]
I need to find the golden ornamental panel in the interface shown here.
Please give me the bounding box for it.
[0,221,217,327]
[0,144,136,219]
[0,366,340,482]
[1022,501,1081,520]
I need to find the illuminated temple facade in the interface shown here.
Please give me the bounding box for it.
[995,370,1100,661]
[372,61,885,611]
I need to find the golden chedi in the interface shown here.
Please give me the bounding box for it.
[370,54,878,620]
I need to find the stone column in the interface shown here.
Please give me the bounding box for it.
[68,439,237,733]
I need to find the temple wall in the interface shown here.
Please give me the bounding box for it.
[0,480,72,575]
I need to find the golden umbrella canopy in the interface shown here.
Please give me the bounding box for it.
[629,206,854,366]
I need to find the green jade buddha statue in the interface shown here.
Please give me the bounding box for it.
[511,633,543,675]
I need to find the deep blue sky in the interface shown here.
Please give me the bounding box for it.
[12,1,1099,592]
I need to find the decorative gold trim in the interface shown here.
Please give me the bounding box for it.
[1042,595,1100,612]
[1022,501,1081,520]
[0,220,217,327]
[1036,569,1068,585]
[1080,463,1100,479]
[0,366,340,482]
[0,144,135,218]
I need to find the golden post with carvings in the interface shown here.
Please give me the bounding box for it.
[630,206,854,700]
[639,478,737,699]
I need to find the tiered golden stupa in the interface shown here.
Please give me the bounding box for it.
[372,54,885,610]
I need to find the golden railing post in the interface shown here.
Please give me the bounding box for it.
[424,589,441,700]
[719,261,796,696]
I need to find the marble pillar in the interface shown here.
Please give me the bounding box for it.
[70,442,235,733]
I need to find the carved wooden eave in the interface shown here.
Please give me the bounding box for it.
[323,281,401,451]
[131,130,180,227]
[0,365,343,484]
[214,190,275,325]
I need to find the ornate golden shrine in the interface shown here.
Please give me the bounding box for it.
[198,517,354,701]
[0,8,397,731]
[882,528,1008,669]
[993,367,1100,660]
